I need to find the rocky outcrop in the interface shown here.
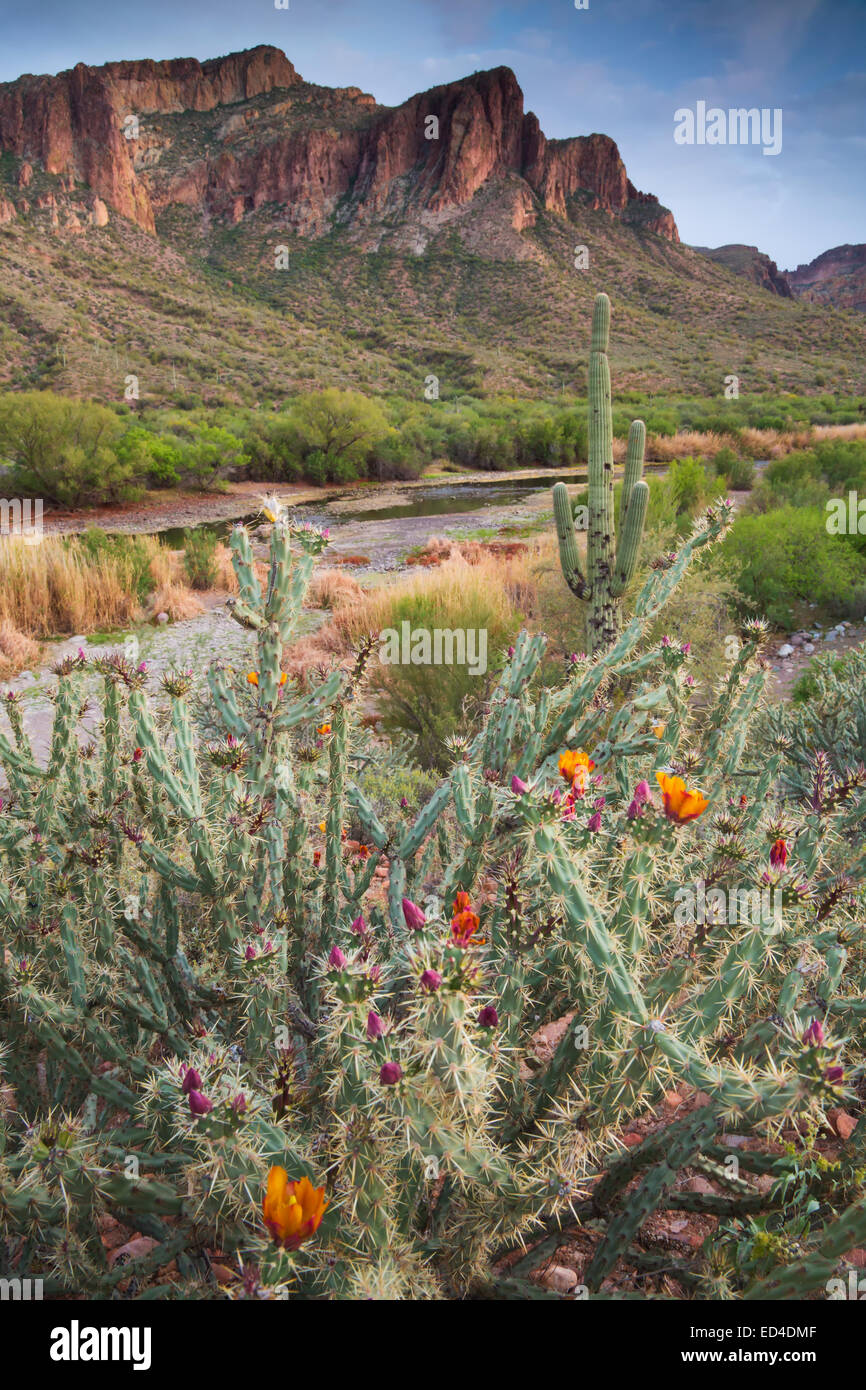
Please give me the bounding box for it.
[786,244,866,313]
[694,244,792,296]
[0,46,679,246]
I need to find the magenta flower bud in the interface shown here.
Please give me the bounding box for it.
[188,1090,213,1116]
[322,527,330,538]
[626,799,642,820]
[351,914,367,936]
[823,1066,844,1084]
[402,898,426,931]
[180,1067,202,1095]
[367,963,382,983]
[634,781,651,804]
[478,1005,499,1029]
[420,969,442,993]
[366,1010,385,1040]
[511,774,529,795]
[681,642,691,654]
[328,945,347,969]
[551,787,562,805]
[244,944,256,960]
[507,645,515,658]
[400,796,409,809]
[803,1018,825,1047]
[230,1093,246,1114]
[587,812,602,833]
[379,1061,403,1085]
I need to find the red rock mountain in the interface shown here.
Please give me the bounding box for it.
[0,44,678,247]
[786,244,866,314]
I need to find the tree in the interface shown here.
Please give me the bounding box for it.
[0,391,148,507]
[175,423,249,492]
[289,389,388,480]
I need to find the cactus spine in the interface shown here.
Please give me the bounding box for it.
[553,292,649,651]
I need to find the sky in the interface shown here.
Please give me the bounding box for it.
[0,0,863,267]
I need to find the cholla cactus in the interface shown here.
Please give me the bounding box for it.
[1,497,865,1301]
[553,292,649,652]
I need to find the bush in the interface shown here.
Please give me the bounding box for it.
[0,392,147,506]
[721,507,866,628]
[182,527,219,590]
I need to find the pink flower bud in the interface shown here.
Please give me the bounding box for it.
[587,812,602,833]
[244,944,256,960]
[188,1090,213,1116]
[402,898,426,931]
[379,1061,403,1085]
[803,1019,825,1047]
[478,1005,499,1028]
[181,1067,202,1095]
[823,1066,844,1084]
[328,945,347,969]
[351,914,367,936]
[420,969,442,993]
[634,781,651,804]
[511,775,529,795]
[366,1010,385,1040]
[230,1093,246,1114]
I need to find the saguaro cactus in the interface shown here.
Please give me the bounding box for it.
[553,292,649,652]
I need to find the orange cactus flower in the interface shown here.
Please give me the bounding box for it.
[247,671,287,688]
[451,908,480,945]
[652,723,666,739]
[317,723,332,735]
[318,821,327,833]
[656,771,708,823]
[263,1167,328,1250]
[558,749,595,791]
[453,890,472,914]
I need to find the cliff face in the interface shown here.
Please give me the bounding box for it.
[786,244,866,313]
[694,244,792,297]
[0,46,679,247]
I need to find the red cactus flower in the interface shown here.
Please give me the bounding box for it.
[770,838,788,868]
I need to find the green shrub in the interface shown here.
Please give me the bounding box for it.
[721,507,866,628]
[182,527,219,589]
[77,527,157,603]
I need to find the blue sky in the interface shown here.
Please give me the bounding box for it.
[1,0,863,267]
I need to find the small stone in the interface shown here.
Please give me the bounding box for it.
[621,1131,643,1148]
[803,643,815,654]
[777,643,794,658]
[540,1264,579,1293]
[828,1108,858,1142]
[684,1176,715,1195]
[722,1134,747,1148]
[156,611,169,624]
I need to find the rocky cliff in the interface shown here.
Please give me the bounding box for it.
[786,244,866,313]
[0,45,678,248]
[693,244,792,297]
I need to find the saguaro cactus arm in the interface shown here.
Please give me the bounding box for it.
[553,482,590,598]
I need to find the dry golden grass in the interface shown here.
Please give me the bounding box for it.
[147,583,205,622]
[307,568,364,609]
[0,536,143,638]
[212,542,240,593]
[286,546,539,683]
[0,620,41,680]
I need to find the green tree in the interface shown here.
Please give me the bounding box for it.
[289,389,388,480]
[0,391,146,506]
